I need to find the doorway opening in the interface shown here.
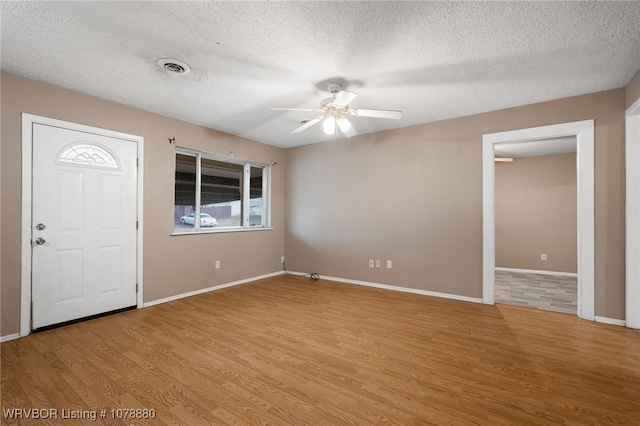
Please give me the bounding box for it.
[493,143,578,314]
[482,120,594,320]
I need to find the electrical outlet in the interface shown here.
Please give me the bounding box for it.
[281,256,285,264]
[386,260,392,269]
[375,260,381,268]
[541,254,547,261]
[215,260,221,269]
[369,259,375,268]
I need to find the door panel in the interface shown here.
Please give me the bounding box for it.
[100,175,123,230]
[58,171,84,231]
[98,246,122,294]
[32,123,137,329]
[57,249,83,301]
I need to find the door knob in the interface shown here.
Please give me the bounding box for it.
[36,223,46,230]
[35,237,46,245]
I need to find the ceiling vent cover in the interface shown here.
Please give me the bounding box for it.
[158,58,191,74]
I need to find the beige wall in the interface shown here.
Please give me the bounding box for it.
[495,154,577,273]
[286,89,626,319]
[1,71,632,335]
[0,72,286,336]
[626,70,640,109]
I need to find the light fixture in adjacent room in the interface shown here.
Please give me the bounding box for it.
[158,58,191,75]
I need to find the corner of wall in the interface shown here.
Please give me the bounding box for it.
[626,69,640,109]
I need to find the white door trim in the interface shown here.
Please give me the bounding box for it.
[482,120,595,320]
[626,97,640,329]
[20,114,144,337]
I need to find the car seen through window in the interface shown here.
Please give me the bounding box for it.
[179,213,217,227]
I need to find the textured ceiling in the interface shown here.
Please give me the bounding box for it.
[2,1,639,148]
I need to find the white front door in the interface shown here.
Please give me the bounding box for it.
[31,123,138,329]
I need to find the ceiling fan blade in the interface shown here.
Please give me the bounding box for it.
[351,108,402,119]
[336,118,357,138]
[291,116,323,134]
[271,107,320,112]
[333,90,358,107]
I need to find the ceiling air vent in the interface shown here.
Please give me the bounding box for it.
[158,58,191,75]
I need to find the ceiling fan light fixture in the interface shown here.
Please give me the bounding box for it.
[321,97,336,107]
[272,80,402,138]
[327,82,342,95]
[323,116,335,135]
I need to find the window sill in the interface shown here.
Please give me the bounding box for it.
[171,227,274,236]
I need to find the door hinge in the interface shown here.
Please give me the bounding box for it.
[136,283,139,293]
[136,158,139,168]
[136,220,139,230]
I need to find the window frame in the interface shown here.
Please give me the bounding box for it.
[173,147,271,235]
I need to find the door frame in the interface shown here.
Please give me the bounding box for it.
[20,114,144,337]
[482,120,595,320]
[626,97,640,329]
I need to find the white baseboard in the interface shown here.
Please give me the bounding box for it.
[495,267,578,278]
[0,333,21,343]
[1,272,285,341]
[290,272,482,304]
[143,271,284,308]
[4,273,627,339]
[594,316,626,327]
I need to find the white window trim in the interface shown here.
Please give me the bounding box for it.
[173,148,271,234]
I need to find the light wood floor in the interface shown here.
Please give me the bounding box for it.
[495,270,577,314]
[2,275,639,425]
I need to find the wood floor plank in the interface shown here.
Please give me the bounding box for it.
[2,274,640,425]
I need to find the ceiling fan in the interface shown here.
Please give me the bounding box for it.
[272,82,402,138]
